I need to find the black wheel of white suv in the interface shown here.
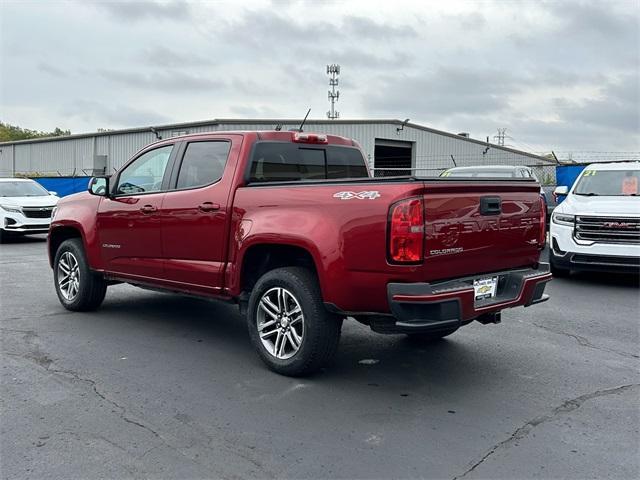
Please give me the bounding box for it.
[549,251,570,277]
[54,238,107,311]
[247,267,343,376]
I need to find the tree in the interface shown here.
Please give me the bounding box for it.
[0,122,71,142]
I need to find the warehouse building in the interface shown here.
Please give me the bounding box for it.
[0,119,553,178]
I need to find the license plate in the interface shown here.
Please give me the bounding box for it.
[474,276,498,301]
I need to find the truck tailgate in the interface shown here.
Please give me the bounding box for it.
[422,180,544,279]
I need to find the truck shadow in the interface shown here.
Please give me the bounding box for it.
[94,288,515,395]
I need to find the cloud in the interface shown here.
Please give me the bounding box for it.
[63,99,171,127]
[38,62,67,78]
[90,0,191,23]
[364,67,520,117]
[1,0,638,152]
[552,74,640,134]
[136,46,216,68]
[98,68,224,91]
[215,9,416,49]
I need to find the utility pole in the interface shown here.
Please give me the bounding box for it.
[494,128,506,146]
[327,64,340,120]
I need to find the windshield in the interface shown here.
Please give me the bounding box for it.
[0,181,50,197]
[574,169,640,196]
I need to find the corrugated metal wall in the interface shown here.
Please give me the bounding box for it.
[0,121,549,177]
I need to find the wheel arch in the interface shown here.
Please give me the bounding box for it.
[48,225,84,268]
[239,243,322,297]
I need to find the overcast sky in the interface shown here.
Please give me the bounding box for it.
[1,0,638,153]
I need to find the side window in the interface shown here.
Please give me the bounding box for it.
[116,145,173,195]
[176,141,231,189]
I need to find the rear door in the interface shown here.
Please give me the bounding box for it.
[159,135,242,294]
[97,143,175,278]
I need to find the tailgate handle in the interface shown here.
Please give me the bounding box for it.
[480,196,501,215]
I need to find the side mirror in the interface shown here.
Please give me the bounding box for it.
[88,176,109,197]
[48,191,58,196]
[554,186,569,196]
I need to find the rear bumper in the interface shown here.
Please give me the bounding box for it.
[382,265,551,333]
[551,250,640,273]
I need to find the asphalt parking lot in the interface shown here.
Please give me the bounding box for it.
[1,236,638,480]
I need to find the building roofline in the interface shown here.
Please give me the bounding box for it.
[0,117,552,162]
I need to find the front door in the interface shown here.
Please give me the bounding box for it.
[160,137,240,294]
[97,144,174,279]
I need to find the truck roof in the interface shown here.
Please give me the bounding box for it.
[153,130,356,147]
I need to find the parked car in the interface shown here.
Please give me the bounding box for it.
[549,162,640,276]
[441,165,552,219]
[0,178,59,243]
[48,131,551,376]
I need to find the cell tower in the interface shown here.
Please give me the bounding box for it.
[327,64,340,120]
[494,128,506,146]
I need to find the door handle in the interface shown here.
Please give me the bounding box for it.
[140,205,157,214]
[198,202,220,212]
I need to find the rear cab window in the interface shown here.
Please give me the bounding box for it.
[249,142,369,183]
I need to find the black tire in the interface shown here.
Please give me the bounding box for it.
[406,327,459,343]
[0,229,6,244]
[53,238,107,311]
[550,253,570,277]
[247,267,343,377]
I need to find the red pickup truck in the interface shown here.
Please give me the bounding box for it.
[48,131,551,375]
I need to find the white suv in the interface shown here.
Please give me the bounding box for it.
[0,178,60,243]
[550,162,640,276]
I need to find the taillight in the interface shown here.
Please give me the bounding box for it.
[388,198,424,263]
[538,196,547,248]
[292,132,328,144]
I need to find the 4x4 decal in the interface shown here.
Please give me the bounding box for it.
[333,191,381,200]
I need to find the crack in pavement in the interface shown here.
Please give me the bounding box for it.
[532,322,639,360]
[5,349,270,478]
[452,383,640,480]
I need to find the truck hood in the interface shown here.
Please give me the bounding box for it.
[557,194,640,217]
[0,195,59,208]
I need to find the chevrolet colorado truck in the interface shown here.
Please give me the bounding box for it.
[48,131,551,376]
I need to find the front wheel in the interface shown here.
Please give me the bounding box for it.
[247,267,343,376]
[54,238,107,311]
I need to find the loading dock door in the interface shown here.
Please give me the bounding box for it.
[373,139,413,177]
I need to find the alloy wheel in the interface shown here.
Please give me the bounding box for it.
[257,287,305,360]
[58,251,80,301]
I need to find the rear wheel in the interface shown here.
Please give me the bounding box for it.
[247,267,343,376]
[54,238,107,311]
[406,327,459,343]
